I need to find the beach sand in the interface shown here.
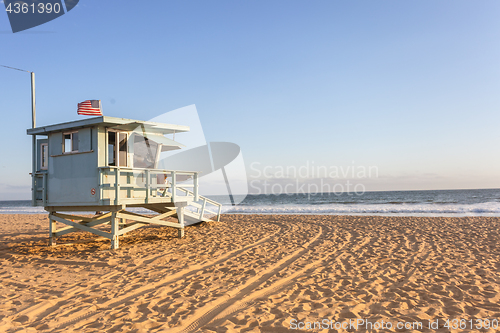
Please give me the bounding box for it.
[1,214,499,332]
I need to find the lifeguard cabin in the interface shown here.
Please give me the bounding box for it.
[27,116,222,249]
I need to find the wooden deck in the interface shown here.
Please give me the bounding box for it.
[38,166,222,249]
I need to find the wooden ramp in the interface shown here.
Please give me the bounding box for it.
[148,205,218,226]
[176,187,222,225]
[141,187,222,225]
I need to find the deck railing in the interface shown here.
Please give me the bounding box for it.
[98,167,199,205]
[35,168,221,221]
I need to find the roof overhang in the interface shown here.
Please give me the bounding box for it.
[131,132,185,152]
[27,116,190,136]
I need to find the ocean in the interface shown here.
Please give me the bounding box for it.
[1,188,500,216]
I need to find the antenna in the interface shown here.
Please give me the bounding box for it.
[0,65,35,127]
[1,65,36,204]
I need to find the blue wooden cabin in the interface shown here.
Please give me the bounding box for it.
[27,116,221,249]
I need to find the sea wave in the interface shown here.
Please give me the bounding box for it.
[0,206,46,214]
[221,202,500,216]
[2,198,500,217]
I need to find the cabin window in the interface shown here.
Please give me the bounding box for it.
[108,131,116,166]
[107,131,128,167]
[133,134,158,169]
[63,131,78,153]
[41,143,48,170]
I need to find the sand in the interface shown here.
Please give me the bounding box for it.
[1,214,500,333]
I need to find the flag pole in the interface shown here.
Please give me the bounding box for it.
[31,72,36,128]
[31,72,36,206]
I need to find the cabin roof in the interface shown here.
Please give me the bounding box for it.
[26,116,190,136]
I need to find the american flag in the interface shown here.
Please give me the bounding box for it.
[77,100,102,116]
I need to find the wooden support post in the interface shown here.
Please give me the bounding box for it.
[177,205,184,238]
[48,213,56,246]
[217,204,222,222]
[111,212,119,249]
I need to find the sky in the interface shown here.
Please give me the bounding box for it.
[1,0,499,200]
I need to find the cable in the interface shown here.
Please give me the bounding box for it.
[0,64,31,73]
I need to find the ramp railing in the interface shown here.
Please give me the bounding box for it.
[177,187,222,222]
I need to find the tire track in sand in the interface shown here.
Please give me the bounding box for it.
[165,225,324,333]
[205,225,429,329]
[206,229,373,330]
[49,222,290,330]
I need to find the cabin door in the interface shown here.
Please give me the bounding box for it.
[37,139,49,172]
[107,131,128,167]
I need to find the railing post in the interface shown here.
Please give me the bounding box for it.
[200,198,207,220]
[145,169,150,204]
[126,171,131,199]
[98,168,103,205]
[115,168,120,205]
[171,171,176,202]
[194,172,199,202]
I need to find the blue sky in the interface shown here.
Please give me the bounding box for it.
[1,0,499,199]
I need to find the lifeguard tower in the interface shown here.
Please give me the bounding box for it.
[27,116,222,249]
